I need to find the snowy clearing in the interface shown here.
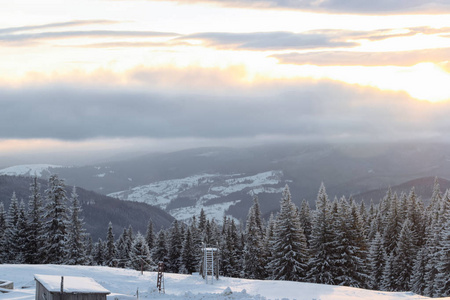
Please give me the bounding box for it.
[0,264,436,300]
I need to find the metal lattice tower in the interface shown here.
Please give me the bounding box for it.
[202,244,219,284]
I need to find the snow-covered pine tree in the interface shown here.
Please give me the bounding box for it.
[269,185,309,281]
[243,196,266,279]
[26,176,45,264]
[423,230,441,297]
[116,227,131,268]
[145,219,155,251]
[0,202,6,263]
[299,200,312,246]
[105,222,117,267]
[129,232,153,272]
[93,238,105,266]
[4,192,20,263]
[334,198,368,288]
[42,174,69,264]
[180,227,196,274]
[434,208,450,297]
[153,229,168,265]
[367,231,386,290]
[167,220,182,273]
[307,183,336,285]
[12,201,29,263]
[407,187,425,247]
[410,247,428,295]
[64,187,88,265]
[381,252,395,291]
[383,192,400,255]
[393,219,416,291]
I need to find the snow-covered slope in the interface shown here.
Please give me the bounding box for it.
[108,171,285,222]
[0,164,62,177]
[0,264,432,300]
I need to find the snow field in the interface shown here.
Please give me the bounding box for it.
[0,264,433,300]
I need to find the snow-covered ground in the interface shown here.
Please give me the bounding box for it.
[108,171,285,222]
[0,264,434,300]
[0,164,62,177]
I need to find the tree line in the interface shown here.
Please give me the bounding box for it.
[1,175,450,298]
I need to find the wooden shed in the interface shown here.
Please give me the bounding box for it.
[34,274,110,300]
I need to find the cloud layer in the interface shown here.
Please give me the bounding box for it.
[0,69,447,143]
[152,0,450,14]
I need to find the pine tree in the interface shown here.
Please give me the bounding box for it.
[243,196,266,279]
[180,227,196,274]
[129,233,153,272]
[64,187,88,265]
[393,219,416,291]
[367,232,385,290]
[0,202,6,263]
[410,247,428,295]
[105,222,117,267]
[26,177,45,264]
[167,220,182,273]
[42,174,69,264]
[116,227,131,268]
[269,185,309,281]
[12,201,29,263]
[423,230,441,297]
[434,208,450,297]
[153,229,168,264]
[93,238,105,266]
[4,192,20,263]
[307,183,336,284]
[145,219,155,251]
[334,198,368,288]
[299,200,312,246]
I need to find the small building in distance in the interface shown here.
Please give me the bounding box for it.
[34,274,110,300]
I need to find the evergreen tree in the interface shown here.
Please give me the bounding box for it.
[153,229,168,264]
[180,227,196,274]
[435,209,450,297]
[12,201,29,263]
[410,247,428,295]
[145,219,155,251]
[167,220,183,273]
[307,183,336,284]
[269,185,309,281]
[367,232,385,290]
[299,200,312,245]
[393,219,416,291]
[423,230,441,297]
[116,227,132,268]
[4,192,20,262]
[0,202,6,263]
[129,233,153,272]
[64,187,88,265]
[243,196,266,279]
[105,222,117,267]
[26,177,45,264]
[42,174,69,264]
[93,238,105,266]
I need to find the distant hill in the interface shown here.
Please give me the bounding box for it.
[352,176,450,204]
[0,175,174,240]
[5,142,450,221]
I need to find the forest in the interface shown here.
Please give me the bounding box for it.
[0,174,449,298]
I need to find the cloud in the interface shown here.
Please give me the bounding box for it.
[149,0,450,14]
[273,48,450,66]
[0,20,119,35]
[0,67,448,144]
[180,31,359,51]
[0,30,179,43]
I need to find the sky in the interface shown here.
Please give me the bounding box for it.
[1,0,450,165]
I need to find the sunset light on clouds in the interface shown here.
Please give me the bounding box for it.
[1,0,450,163]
